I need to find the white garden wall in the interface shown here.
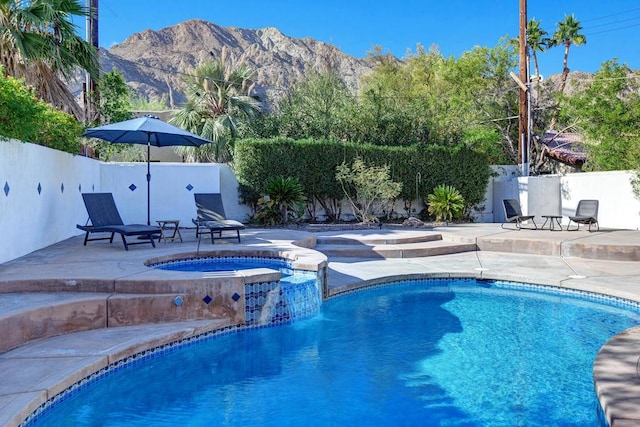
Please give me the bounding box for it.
[493,171,640,230]
[0,139,249,264]
[2,139,640,264]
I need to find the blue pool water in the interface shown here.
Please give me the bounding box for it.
[154,256,294,275]
[27,279,640,426]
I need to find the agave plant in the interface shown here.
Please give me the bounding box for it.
[427,184,465,224]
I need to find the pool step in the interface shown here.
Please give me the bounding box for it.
[315,232,477,259]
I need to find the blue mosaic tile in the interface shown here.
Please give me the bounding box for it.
[129,184,137,192]
[60,183,64,193]
[203,295,212,305]
[232,293,240,302]
[174,296,184,307]
[37,182,42,194]
[3,181,8,196]
[186,184,193,191]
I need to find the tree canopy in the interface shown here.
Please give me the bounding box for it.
[559,60,640,171]
[0,0,99,119]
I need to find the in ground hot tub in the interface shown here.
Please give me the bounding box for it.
[147,251,326,327]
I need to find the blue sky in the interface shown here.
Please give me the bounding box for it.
[90,0,640,77]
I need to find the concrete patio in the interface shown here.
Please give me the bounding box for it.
[1,223,640,426]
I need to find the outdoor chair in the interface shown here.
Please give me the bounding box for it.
[501,199,537,230]
[567,199,599,232]
[77,193,161,250]
[193,193,245,243]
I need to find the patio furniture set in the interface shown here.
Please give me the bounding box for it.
[77,192,244,250]
[501,199,600,232]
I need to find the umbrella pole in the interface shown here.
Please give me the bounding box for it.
[147,142,151,225]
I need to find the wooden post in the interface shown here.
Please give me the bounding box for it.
[519,0,529,176]
[85,0,99,124]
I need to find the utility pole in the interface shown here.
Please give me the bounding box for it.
[85,0,99,124]
[518,0,529,176]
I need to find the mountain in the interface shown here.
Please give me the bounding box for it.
[97,19,375,107]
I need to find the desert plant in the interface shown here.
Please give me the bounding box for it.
[336,157,402,223]
[256,176,306,225]
[427,185,465,224]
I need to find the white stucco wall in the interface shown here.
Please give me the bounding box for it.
[492,171,640,230]
[99,162,223,225]
[0,140,249,264]
[560,171,640,230]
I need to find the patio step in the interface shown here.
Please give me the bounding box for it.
[0,291,237,354]
[315,232,477,259]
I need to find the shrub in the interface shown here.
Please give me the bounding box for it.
[427,185,465,224]
[336,158,402,223]
[0,72,83,154]
[234,138,491,221]
[256,176,306,225]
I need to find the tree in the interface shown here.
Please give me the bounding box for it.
[170,48,266,162]
[87,68,138,160]
[559,60,640,171]
[97,68,132,124]
[527,18,550,80]
[0,0,99,119]
[355,45,429,146]
[274,69,354,140]
[444,40,519,163]
[360,40,518,163]
[550,14,586,95]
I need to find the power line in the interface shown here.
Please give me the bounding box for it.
[585,22,640,36]
[585,15,640,30]
[581,7,640,23]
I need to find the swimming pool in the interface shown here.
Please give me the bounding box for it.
[26,278,640,426]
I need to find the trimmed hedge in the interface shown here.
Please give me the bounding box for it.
[234,138,492,218]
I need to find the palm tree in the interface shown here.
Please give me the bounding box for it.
[527,18,550,80]
[171,47,265,163]
[550,14,586,94]
[0,0,99,119]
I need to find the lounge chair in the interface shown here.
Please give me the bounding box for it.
[567,199,599,232]
[501,199,537,230]
[193,193,245,243]
[77,193,161,250]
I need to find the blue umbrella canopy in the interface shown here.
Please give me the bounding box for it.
[82,115,211,147]
[83,115,212,225]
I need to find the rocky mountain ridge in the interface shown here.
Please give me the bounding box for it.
[98,19,375,107]
[91,18,626,111]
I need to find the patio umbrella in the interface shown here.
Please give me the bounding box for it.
[83,115,212,225]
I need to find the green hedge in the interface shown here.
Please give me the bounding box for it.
[234,138,492,218]
[0,73,83,154]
